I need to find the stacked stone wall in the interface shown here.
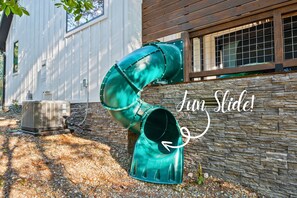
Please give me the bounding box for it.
[71,72,297,197]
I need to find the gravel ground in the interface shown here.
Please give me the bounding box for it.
[0,111,259,198]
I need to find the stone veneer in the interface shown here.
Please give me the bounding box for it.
[68,103,127,148]
[70,72,297,197]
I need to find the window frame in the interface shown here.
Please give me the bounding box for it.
[13,41,19,75]
[197,19,275,71]
[282,12,297,60]
[65,0,108,37]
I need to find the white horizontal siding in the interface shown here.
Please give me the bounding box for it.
[5,0,142,105]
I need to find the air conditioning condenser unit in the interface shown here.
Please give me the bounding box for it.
[21,100,70,133]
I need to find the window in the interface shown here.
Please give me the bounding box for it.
[216,21,274,68]
[283,15,297,59]
[193,19,275,73]
[13,41,19,74]
[66,0,104,32]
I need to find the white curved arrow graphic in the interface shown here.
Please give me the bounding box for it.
[161,127,191,152]
[161,109,211,151]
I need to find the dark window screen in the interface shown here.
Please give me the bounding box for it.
[283,15,297,59]
[215,21,274,68]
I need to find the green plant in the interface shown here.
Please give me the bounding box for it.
[12,99,18,107]
[55,0,94,21]
[0,0,29,17]
[0,176,4,187]
[0,0,93,21]
[197,163,205,185]
[9,99,21,113]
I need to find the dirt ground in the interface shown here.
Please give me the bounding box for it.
[0,111,259,198]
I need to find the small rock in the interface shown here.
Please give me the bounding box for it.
[188,173,194,178]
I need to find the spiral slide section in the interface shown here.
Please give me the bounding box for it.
[100,42,184,184]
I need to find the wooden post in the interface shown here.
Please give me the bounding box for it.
[128,130,139,155]
[273,11,284,68]
[181,31,192,82]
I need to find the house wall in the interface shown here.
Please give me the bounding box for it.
[4,0,142,105]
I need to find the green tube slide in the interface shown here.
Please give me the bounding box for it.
[100,41,184,184]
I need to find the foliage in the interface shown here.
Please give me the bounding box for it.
[66,0,103,31]
[0,0,28,16]
[9,99,21,113]
[55,0,93,21]
[197,163,205,185]
[0,0,94,21]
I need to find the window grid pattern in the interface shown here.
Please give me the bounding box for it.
[66,0,104,32]
[192,37,204,72]
[283,15,297,59]
[215,21,274,68]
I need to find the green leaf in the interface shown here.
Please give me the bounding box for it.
[5,7,11,16]
[63,5,69,12]
[15,7,23,16]
[73,9,80,15]
[84,1,93,10]
[55,3,63,7]
[21,7,29,16]
[22,9,29,16]
[68,0,77,7]
[10,6,17,15]
[197,176,204,185]
[74,14,82,21]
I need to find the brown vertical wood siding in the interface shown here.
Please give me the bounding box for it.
[142,0,296,43]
